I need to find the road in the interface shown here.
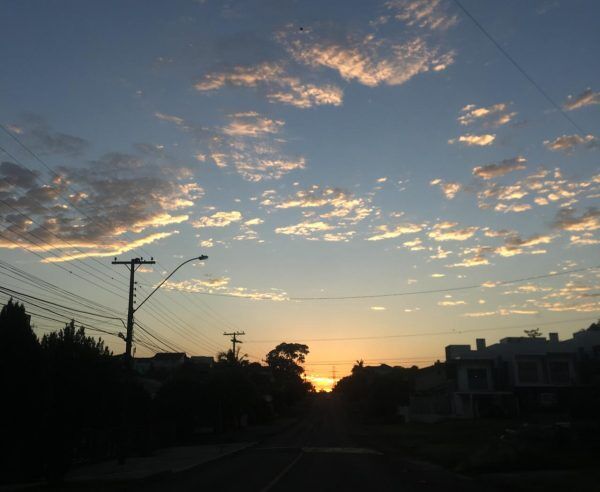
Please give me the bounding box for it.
[122,396,500,492]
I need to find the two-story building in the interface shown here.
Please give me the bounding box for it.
[409,326,600,421]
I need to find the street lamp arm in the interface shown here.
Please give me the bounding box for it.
[134,255,208,313]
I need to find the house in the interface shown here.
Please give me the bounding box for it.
[190,355,214,368]
[133,352,188,376]
[409,327,600,421]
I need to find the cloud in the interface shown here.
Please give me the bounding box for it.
[370,306,387,311]
[275,221,334,236]
[222,112,284,137]
[493,202,531,213]
[428,222,478,241]
[448,255,489,268]
[570,233,600,246]
[563,88,600,111]
[448,134,496,146]
[430,179,461,199]
[194,61,343,108]
[462,311,496,317]
[13,114,89,157]
[472,157,527,180]
[155,112,186,126]
[544,134,598,152]
[264,186,372,239]
[367,223,423,241]
[457,103,516,127]
[386,0,458,31]
[493,233,554,257]
[0,151,201,261]
[403,237,425,250]
[438,300,466,306]
[278,28,454,88]
[164,276,288,301]
[192,210,242,228]
[153,110,303,181]
[430,246,452,259]
[244,218,264,226]
[552,207,600,232]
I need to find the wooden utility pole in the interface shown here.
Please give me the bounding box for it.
[224,331,245,360]
[112,257,155,365]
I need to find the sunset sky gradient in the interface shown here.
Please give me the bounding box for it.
[1,0,599,390]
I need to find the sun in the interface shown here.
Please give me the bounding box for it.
[305,374,336,392]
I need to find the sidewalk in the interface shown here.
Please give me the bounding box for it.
[66,442,255,483]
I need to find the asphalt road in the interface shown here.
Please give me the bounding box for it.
[121,396,500,492]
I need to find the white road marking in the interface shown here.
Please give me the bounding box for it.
[260,452,304,492]
[301,447,382,455]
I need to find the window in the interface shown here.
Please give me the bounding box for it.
[467,368,488,390]
[517,361,539,383]
[549,361,570,384]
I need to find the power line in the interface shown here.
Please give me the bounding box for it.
[452,0,586,134]
[288,265,600,300]
[244,315,599,344]
[0,139,234,351]
[0,285,124,321]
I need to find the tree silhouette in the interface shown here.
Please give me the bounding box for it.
[0,299,44,482]
[266,342,309,376]
[266,343,313,407]
[41,320,118,483]
[524,328,543,338]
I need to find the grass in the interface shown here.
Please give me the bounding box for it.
[352,419,512,469]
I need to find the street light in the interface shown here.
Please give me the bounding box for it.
[113,254,208,364]
[134,255,208,312]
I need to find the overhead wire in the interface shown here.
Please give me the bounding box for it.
[452,0,586,134]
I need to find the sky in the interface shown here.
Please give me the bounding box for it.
[0,0,599,390]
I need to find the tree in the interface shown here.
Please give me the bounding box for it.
[587,320,600,332]
[524,328,542,338]
[0,299,43,482]
[266,343,309,377]
[41,321,119,482]
[216,348,247,365]
[266,343,312,407]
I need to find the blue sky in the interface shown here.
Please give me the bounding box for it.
[1,0,599,389]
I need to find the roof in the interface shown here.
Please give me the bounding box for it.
[153,352,187,360]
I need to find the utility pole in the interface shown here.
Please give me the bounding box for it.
[112,257,155,365]
[224,331,245,361]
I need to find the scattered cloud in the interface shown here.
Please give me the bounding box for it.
[164,276,288,301]
[192,211,242,228]
[457,103,516,127]
[370,306,387,311]
[448,133,496,146]
[275,220,334,236]
[544,134,598,152]
[194,61,343,108]
[222,112,284,137]
[494,202,532,213]
[438,300,466,306]
[278,25,454,88]
[472,157,526,180]
[570,233,600,246]
[428,222,478,241]
[262,186,372,241]
[563,88,600,111]
[11,114,89,157]
[0,151,200,261]
[430,179,462,199]
[368,223,423,241]
[155,112,186,126]
[552,207,600,231]
[386,0,458,31]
